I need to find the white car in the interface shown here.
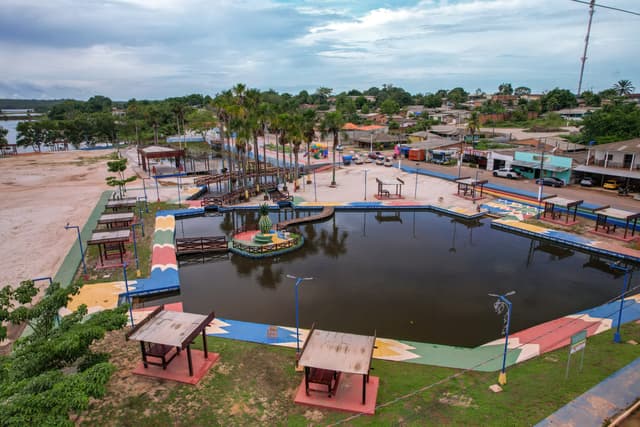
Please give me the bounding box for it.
[493,168,521,179]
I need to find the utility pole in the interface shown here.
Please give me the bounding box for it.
[577,0,595,96]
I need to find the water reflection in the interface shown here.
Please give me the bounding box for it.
[174,210,634,346]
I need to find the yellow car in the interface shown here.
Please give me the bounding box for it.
[603,179,619,190]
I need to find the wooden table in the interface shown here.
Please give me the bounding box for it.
[105,198,137,212]
[126,306,216,376]
[87,229,131,265]
[298,328,376,404]
[98,212,135,229]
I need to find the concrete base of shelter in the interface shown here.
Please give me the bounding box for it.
[132,350,219,385]
[589,229,639,243]
[374,195,404,200]
[294,373,379,415]
[540,217,580,227]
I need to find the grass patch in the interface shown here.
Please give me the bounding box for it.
[79,321,640,426]
[74,201,180,284]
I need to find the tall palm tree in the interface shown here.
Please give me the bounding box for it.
[320,111,345,187]
[212,90,238,188]
[466,111,480,140]
[301,109,317,184]
[613,80,635,96]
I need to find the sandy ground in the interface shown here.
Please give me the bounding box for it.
[0,150,118,287]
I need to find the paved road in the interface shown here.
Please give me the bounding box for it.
[411,161,640,211]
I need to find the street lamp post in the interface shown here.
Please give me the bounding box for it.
[154,175,160,202]
[286,274,314,363]
[131,223,143,277]
[609,262,632,343]
[64,223,87,275]
[141,177,149,213]
[489,290,516,385]
[313,169,317,202]
[123,262,134,327]
[414,163,419,199]
[364,168,368,200]
[177,174,182,207]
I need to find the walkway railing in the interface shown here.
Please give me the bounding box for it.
[175,236,228,255]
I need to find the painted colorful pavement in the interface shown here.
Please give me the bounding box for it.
[67,195,640,371]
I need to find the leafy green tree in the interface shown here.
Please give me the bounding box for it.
[423,94,442,108]
[85,95,113,113]
[105,153,137,197]
[320,111,344,187]
[613,79,635,96]
[360,103,370,114]
[0,126,7,148]
[0,280,127,426]
[581,103,640,143]
[498,83,513,95]
[380,98,400,115]
[447,87,468,106]
[598,88,618,101]
[580,90,601,107]
[541,88,576,112]
[354,96,368,110]
[514,86,531,96]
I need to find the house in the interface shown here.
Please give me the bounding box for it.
[341,123,388,144]
[358,113,387,125]
[511,151,573,183]
[555,107,599,121]
[405,105,426,118]
[408,131,429,143]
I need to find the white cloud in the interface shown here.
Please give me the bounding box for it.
[0,0,638,98]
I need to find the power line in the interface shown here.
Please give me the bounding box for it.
[571,0,640,96]
[569,0,640,16]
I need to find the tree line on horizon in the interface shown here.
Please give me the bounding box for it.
[1,80,638,158]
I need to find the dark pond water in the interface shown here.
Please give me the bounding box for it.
[172,209,631,347]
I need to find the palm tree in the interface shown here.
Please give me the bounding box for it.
[466,111,480,140]
[613,80,635,96]
[212,91,236,186]
[301,109,317,184]
[320,111,345,187]
[0,126,8,149]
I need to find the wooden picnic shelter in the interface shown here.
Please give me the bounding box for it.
[105,198,137,212]
[542,196,583,223]
[376,177,404,199]
[592,206,640,238]
[298,327,376,404]
[88,228,131,265]
[97,212,135,229]
[455,177,488,200]
[137,145,186,173]
[126,306,216,376]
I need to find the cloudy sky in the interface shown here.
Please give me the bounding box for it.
[0,0,638,100]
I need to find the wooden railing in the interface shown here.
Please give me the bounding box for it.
[175,236,228,255]
[232,234,302,254]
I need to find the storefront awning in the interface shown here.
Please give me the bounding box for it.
[511,160,569,173]
[574,165,640,180]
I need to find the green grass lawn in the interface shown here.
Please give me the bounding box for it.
[80,321,640,426]
[76,202,180,285]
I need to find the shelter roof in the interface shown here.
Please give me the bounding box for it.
[593,207,640,221]
[543,196,583,208]
[574,165,640,180]
[586,138,640,153]
[298,329,375,375]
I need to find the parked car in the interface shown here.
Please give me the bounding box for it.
[579,176,595,187]
[353,154,363,165]
[375,155,384,165]
[603,179,619,190]
[492,168,521,179]
[384,157,393,167]
[336,144,344,152]
[535,177,565,187]
[368,151,381,160]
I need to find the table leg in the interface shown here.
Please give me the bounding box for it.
[362,374,366,404]
[304,367,310,396]
[140,342,148,368]
[187,345,193,376]
[202,329,209,359]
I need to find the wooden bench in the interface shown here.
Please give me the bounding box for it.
[306,367,339,397]
[142,342,180,370]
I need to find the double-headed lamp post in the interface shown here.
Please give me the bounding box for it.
[609,262,632,343]
[64,223,87,275]
[489,290,516,386]
[286,274,314,360]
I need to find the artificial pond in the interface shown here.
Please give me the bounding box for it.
[170,209,630,347]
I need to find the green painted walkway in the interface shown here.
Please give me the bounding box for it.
[53,191,113,287]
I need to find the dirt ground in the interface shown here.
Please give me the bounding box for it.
[0,150,114,287]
